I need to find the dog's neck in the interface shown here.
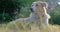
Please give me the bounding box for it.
[28,12,40,21]
[30,12,40,18]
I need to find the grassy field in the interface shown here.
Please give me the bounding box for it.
[0,22,60,32]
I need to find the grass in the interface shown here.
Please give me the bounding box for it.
[0,21,60,32]
[0,24,7,32]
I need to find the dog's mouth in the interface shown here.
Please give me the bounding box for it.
[30,8,34,12]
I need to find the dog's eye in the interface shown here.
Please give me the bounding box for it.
[36,4,38,6]
[32,5,34,6]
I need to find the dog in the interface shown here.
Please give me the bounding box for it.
[6,1,51,32]
[31,1,50,25]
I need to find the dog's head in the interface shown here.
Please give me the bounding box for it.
[30,1,48,14]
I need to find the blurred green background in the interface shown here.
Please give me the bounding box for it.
[0,0,60,25]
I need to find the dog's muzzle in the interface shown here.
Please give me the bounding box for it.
[30,8,34,12]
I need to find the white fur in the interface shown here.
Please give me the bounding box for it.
[43,7,50,25]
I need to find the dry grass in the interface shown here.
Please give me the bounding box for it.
[0,24,7,32]
[0,22,60,32]
[49,24,60,32]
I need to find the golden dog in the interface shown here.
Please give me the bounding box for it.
[31,1,50,25]
[6,1,51,32]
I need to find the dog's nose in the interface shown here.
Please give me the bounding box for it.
[30,8,33,11]
[30,8,34,12]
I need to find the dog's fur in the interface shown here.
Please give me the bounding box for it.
[6,1,51,32]
[30,1,50,25]
[8,1,50,25]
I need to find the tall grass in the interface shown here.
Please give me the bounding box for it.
[3,21,59,32]
[0,21,60,32]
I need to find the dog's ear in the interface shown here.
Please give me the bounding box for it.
[41,2,48,8]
